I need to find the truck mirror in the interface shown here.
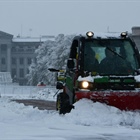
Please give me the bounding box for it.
[56,82,63,89]
[67,59,74,69]
[48,68,59,72]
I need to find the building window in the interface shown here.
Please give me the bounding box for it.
[1,58,6,65]
[11,47,17,52]
[11,68,16,78]
[1,44,7,52]
[26,46,33,52]
[19,69,24,78]
[27,68,29,74]
[27,58,32,65]
[12,58,16,65]
[18,46,24,52]
[19,58,24,65]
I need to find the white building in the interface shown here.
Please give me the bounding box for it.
[0,31,55,85]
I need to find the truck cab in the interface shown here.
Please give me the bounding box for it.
[55,31,140,114]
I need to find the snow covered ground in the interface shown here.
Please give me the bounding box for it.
[0,84,140,140]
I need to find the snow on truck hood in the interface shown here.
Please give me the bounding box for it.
[78,75,102,82]
[78,75,140,82]
[134,75,140,82]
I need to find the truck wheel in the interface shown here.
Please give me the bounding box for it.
[56,94,61,111]
[56,92,71,114]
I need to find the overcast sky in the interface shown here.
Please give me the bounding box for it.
[0,0,139,37]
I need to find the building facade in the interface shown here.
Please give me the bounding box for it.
[0,31,55,85]
[131,26,140,50]
[0,31,13,73]
[11,38,42,85]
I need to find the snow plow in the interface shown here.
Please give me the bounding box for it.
[49,31,140,114]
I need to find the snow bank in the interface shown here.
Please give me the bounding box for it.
[1,96,140,130]
[0,85,57,101]
[1,85,140,140]
[1,85,140,130]
[65,99,140,129]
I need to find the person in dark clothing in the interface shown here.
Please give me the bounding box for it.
[85,49,99,72]
[99,47,133,75]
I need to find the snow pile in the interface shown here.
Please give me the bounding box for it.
[1,85,140,130]
[65,99,140,129]
[1,94,140,130]
[35,87,57,101]
[1,86,140,139]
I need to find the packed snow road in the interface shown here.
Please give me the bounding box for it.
[12,99,56,110]
[0,85,140,140]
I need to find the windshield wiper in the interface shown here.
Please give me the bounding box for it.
[106,47,125,60]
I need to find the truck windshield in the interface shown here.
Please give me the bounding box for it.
[84,39,139,75]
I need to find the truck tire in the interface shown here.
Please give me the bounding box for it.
[56,92,72,114]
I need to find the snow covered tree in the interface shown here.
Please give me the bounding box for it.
[27,34,74,86]
[26,60,38,86]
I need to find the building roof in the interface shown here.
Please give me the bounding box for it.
[0,31,13,38]
[12,36,55,43]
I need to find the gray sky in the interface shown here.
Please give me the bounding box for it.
[0,0,140,37]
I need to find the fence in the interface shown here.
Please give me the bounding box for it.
[0,72,12,84]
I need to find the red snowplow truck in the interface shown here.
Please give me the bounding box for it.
[50,31,140,114]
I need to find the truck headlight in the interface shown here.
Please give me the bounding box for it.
[86,31,94,38]
[120,32,127,38]
[82,81,89,88]
[78,81,93,90]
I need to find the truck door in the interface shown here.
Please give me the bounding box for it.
[65,39,79,104]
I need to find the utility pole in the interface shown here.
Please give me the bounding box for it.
[21,24,23,37]
[29,28,32,37]
[107,26,110,33]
